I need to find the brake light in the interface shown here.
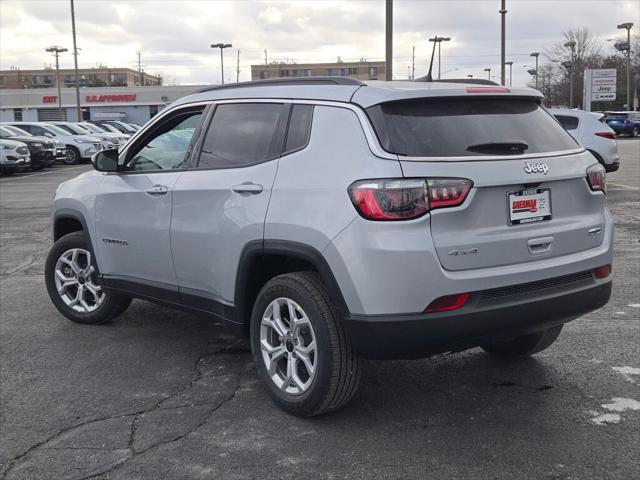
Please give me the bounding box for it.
[593,264,612,279]
[465,87,510,94]
[425,293,470,313]
[586,164,606,193]
[348,178,472,221]
[595,132,616,139]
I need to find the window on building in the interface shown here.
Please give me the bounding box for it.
[292,70,300,77]
[198,103,288,169]
[326,68,346,77]
[368,67,378,77]
[279,70,289,77]
[303,69,312,77]
[348,67,358,75]
[259,71,268,79]
[13,109,23,121]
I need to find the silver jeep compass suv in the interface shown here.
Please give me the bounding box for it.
[45,78,613,416]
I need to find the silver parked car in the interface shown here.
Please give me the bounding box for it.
[550,108,620,172]
[45,78,613,416]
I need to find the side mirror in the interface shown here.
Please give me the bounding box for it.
[92,149,119,172]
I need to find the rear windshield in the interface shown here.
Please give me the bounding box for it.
[367,97,577,157]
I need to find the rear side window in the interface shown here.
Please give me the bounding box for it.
[367,97,578,157]
[554,115,579,130]
[284,105,313,153]
[198,103,288,168]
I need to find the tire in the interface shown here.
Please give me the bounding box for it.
[633,126,639,137]
[480,325,563,357]
[64,146,80,165]
[250,272,361,417]
[31,160,46,171]
[45,231,131,324]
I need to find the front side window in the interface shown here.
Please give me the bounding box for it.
[126,108,204,172]
[198,103,287,168]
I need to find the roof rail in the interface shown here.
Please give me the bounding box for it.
[193,76,365,94]
[413,76,500,86]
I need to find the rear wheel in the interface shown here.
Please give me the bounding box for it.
[633,126,639,137]
[45,232,131,324]
[250,272,361,417]
[64,146,80,165]
[30,159,46,171]
[481,325,563,357]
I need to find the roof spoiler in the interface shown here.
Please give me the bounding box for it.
[413,77,501,86]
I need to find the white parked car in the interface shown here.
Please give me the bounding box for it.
[5,122,103,165]
[550,109,619,172]
[77,122,130,148]
[2,124,67,161]
[49,122,117,152]
[0,139,31,174]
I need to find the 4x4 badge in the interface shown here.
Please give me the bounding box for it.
[524,162,549,174]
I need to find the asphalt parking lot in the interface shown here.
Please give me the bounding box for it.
[1,142,639,480]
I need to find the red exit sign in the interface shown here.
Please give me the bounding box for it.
[43,96,57,103]
[85,94,136,103]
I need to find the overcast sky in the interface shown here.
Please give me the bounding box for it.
[1,0,638,87]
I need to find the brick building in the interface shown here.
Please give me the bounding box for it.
[0,67,161,89]
[251,60,385,81]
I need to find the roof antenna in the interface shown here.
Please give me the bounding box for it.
[425,35,438,81]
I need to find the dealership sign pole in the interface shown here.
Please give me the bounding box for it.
[583,68,616,112]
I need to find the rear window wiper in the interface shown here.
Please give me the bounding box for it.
[466,141,529,155]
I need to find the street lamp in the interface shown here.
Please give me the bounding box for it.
[45,46,68,120]
[211,43,232,84]
[505,61,513,86]
[428,36,451,80]
[564,40,576,108]
[617,22,634,110]
[467,74,474,78]
[484,67,491,80]
[530,52,539,89]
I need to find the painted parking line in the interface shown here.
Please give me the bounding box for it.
[0,165,90,183]
[608,182,640,191]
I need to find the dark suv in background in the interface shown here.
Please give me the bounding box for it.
[604,111,640,136]
[0,125,56,170]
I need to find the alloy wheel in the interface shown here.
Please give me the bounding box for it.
[260,297,317,395]
[54,248,104,312]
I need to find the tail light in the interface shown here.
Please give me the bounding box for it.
[593,264,612,279]
[586,164,606,193]
[425,293,470,313]
[348,178,472,221]
[595,132,616,139]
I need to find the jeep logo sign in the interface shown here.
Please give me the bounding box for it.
[524,162,549,174]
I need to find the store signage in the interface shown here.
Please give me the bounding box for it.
[583,69,617,110]
[42,96,57,103]
[85,94,137,103]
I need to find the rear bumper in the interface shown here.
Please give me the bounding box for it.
[343,275,611,359]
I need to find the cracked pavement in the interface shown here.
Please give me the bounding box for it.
[1,142,639,479]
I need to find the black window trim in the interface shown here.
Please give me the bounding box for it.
[116,103,211,175]
[282,104,314,156]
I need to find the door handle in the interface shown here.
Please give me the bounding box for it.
[145,184,169,196]
[232,182,263,194]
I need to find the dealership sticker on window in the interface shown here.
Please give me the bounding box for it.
[508,189,551,225]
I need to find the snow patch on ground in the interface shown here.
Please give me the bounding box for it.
[601,397,640,413]
[627,303,640,308]
[591,413,622,425]
[612,366,640,385]
[614,311,626,315]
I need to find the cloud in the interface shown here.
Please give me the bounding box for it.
[1,0,637,86]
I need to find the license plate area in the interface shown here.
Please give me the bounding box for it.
[508,188,552,225]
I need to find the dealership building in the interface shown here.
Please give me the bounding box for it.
[0,85,206,125]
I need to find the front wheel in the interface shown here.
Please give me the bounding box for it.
[45,232,131,324]
[63,146,80,165]
[481,325,563,357]
[250,272,361,417]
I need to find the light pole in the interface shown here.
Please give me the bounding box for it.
[500,0,507,86]
[45,46,67,120]
[617,22,634,110]
[505,61,513,86]
[211,43,232,84]
[530,52,539,89]
[70,0,82,121]
[467,74,474,78]
[484,68,491,80]
[564,40,576,108]
[428,36,451,80]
